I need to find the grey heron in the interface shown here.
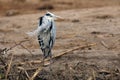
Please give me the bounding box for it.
[27,12,62,65]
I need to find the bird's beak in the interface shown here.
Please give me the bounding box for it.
[54,15,64,21]
[55,15,63,19]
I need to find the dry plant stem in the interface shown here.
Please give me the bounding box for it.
[5,54,14,79]
[6,39,30,52]
[19,43,33,56]
[13,40,33,56]
[35,43,96,64]
[30,67,42,80]
[24,70,30,79]
[17,67,30,79]
[17,43,96,65]
[18,67,37,71]
[53,43,96,58]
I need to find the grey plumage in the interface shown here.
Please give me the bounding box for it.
[27,12,62,65]
[37,13,56,59]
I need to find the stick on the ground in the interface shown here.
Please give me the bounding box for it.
[29,43,96,64]
[25,70,30,79]
[18,43,96,65]
[17,67,30,79]
[53,43,96,59]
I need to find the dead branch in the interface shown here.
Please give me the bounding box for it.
[52,43,96,59]
[32,43,96,64]
[17,43,96,65]
[6,39,30,52]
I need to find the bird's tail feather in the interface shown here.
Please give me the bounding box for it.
[26,28,40,37]
[26,30,37,37]
[26,31,36,37]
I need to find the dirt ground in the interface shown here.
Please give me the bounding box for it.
[0,0,120,80]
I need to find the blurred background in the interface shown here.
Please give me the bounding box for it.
[0,0,120,17]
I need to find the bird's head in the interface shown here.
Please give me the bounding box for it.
[45,12,63,20]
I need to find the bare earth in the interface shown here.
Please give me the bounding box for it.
[0,6,120,80]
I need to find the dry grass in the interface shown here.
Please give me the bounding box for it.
[0,43,120,80]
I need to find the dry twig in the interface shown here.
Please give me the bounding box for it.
[16,43,96,65]
[6,40,30,52]
[13,41,33,56]
[17,67,30,79]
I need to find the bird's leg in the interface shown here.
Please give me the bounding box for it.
[49,50,53,64]
[42,49,46,67]
[43,55,49,67]
[42,56,45,66]
[48,50,53,71]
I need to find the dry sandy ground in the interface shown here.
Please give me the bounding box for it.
[0,7,120,79]
[1,0,120,16]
